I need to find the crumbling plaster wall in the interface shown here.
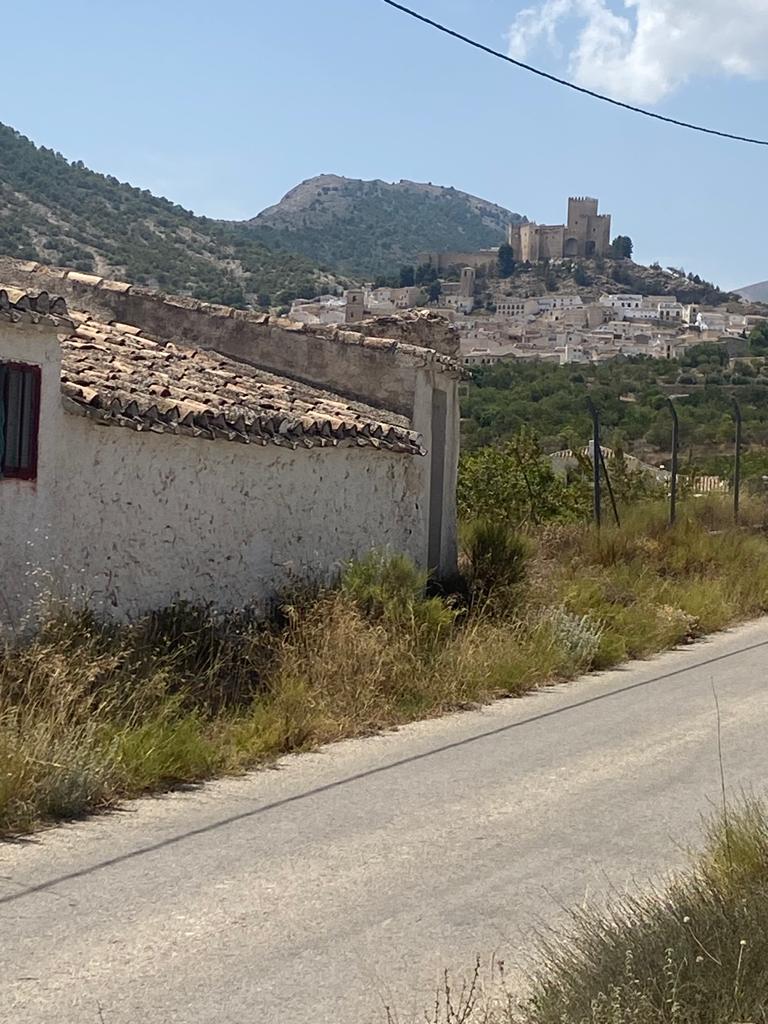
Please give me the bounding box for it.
[1,336,425,625]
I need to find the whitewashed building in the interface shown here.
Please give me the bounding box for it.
[0,265,461,627]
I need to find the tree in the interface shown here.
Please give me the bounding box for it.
[497,244,516,278]
[574,265,592,287]
[428,281,442,303]
[750,323,768,356]
[399,265,415,288]
[414,263,438,286]
[611,235,634,260]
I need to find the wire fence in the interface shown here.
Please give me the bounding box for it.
[553,397,744,528]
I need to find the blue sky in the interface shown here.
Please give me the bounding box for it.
[0,0,765,289]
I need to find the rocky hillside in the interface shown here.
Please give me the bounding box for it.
[489,258,740,307]
[0,122,330,307]
[247,174,525,277]
[736,280,768,303]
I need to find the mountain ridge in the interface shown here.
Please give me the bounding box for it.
[736,280,768,303]
[247,174,525,277]
[0,121,330,307]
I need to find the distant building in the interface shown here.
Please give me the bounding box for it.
[495,294,583,319]
[600,293,643,312]
[345,289,366,324]
[507,197,612,262]
[289,295,345,326]
[365,286,423,314]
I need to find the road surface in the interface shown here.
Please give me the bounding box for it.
[2,620,768,1024]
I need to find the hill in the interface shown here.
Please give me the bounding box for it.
[736,280,768,303]
[0,122,330,307]
[247,174,525,277]
[482,256,739,307]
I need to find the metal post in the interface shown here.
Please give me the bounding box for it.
[598,445,621,527]
[732,397,742,524]
[587,398,601,529]
[668,399,679,526]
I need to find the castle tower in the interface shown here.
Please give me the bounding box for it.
[520,223,541,262]
[344,289,365,324]
[459,266,476,298]
[566,197,609,257]
[590,213,612,257]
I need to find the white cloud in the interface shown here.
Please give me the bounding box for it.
[507,0,768,103]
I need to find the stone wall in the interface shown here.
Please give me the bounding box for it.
[354,309,459,357]
[423,250,499,274]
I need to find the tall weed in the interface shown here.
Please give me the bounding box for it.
[3,499,768,836]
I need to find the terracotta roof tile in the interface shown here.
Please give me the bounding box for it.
[0,285,72,328]
[57,315,424,456]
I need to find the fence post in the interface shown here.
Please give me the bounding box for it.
[587,398,601,529]
[597,445,621,527]
[668,399,679,526]
[732,397,742,524]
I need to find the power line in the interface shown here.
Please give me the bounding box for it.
[382,0,768,147]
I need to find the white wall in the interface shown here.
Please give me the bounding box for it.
[1,323,428,627]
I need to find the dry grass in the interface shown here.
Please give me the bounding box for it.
[3,497,768,838]
[515,799,768,1023]
[398,802,768,1024]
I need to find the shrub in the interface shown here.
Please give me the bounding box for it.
[544,607,603,668]
[340,551,457,647]
[461,519,529,610]
[458,429,590,527]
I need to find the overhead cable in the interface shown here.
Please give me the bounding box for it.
[382,0,768,147]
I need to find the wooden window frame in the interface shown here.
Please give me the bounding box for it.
[0,361,42,481]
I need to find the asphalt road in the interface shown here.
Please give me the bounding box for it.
[3,620,768,1024]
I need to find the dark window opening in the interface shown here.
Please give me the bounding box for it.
[0,362,41,480]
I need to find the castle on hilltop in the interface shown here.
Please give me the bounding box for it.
[507,197,612,262]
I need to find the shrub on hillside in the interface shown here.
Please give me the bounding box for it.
[458,429,590,527]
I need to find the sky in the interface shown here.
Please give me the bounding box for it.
[0,0,766,289]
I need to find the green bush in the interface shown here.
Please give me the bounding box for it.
[341,552,457,646]
[458,429,590,526]
[461,519,529,610]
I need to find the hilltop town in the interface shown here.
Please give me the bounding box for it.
[289,195,764,370]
